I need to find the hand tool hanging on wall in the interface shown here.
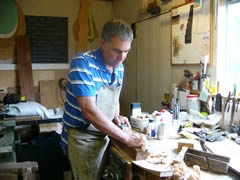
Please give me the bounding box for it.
[211,96,215,113]
[230,97,236,126]
[215,81,222,112]
[224,91,231,112]
[200,61,203,77]
[229,84,237,125]
[185,4,194,44]
[236,98,240,112]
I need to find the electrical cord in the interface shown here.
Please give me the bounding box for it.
[58,78,67,91]
[58,78,67,104]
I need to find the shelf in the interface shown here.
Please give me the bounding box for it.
[0,64,69,70]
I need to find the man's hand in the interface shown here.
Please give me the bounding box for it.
[125,134,143,148]
[113,115,131,128]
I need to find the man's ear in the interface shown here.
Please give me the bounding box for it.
[101,39,105,47]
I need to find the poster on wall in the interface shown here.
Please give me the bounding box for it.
[171,0,211,65]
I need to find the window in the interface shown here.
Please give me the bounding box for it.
[217,0,240,96]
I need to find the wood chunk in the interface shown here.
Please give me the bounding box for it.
[15,36,35,102]
[178,138,195,152]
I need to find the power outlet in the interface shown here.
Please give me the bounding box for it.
[0,87,7,93]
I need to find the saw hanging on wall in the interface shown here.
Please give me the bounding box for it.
[185,4,194,43]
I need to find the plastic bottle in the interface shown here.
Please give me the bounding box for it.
[173,100,180,120]
[157,119,167,140]
[147,119,156,139]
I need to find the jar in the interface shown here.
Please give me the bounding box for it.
[187,94,200,113]
[191,80,199,91]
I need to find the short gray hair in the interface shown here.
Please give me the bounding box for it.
[101,19,133,42]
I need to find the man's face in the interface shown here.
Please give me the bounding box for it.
[101,36,132,69]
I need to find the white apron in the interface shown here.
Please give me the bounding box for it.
[68,84,121,180]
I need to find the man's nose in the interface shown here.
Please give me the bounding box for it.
[118,52,127,61]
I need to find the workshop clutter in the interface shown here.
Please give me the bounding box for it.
[130,103,177,139]
[171,68,222,129]
[180,55,210,92]
[2,101,63,120]
[3,93,21,105]
[131,91,222,140]
[177,68,210,94]
[172,85,201,114]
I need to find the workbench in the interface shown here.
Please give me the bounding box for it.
[110,133,240,180]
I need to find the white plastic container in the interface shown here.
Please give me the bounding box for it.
[157,120,167,140]
[187,94,200,113]
[130,115,149,131]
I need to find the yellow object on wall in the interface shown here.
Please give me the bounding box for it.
[73,1,98,53]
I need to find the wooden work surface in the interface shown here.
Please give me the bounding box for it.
[111,134,240,180]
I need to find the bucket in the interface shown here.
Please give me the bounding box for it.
[187,94,200,113]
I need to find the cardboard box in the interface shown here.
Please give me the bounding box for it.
[130,116,150,132]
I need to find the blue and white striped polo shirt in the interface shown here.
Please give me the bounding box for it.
[60,48,124,149]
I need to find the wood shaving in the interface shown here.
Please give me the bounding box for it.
[146,151,169,164]
[136,133,149,151]
[168,161,201,180]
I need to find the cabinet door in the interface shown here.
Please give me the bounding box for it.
[136,13,172,113]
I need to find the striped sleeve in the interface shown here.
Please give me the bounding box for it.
[69,58,96,97]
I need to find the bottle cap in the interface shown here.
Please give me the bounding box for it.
[149,119,154,122]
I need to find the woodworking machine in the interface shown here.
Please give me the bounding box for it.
[0,119,16,163]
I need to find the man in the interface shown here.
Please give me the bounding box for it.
[60,19,143,180]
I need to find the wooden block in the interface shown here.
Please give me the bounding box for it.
[172,146,188,164]
[110,138,149,161]
[178,138,195,152]
[110,138,137,160]
[184,148,230,174]
[15,35,35,102]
